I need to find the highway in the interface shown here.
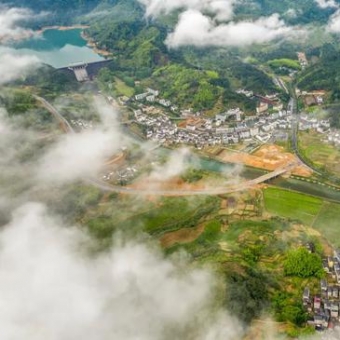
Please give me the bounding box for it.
[36,95,298,196]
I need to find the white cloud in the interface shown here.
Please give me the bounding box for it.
[37,129,121,185]
[138,0,236,21]
[0,5,45,85]
[138,0,298,48]
[0,7,34,42]
[92,95,119,127]
[0,95,127,194]
[315,0,338,8]
[0,108,38,199]
[0,49,39,84]
[327,9,340,31]
[0,6,42,84]
[36,98,129,185]
[0,202,244,340]
[208,0,236,21]
[148,147,193,181]
[166,10,293,48]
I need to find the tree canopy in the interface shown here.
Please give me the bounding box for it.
[284,248,323,278]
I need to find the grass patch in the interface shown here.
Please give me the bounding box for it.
[86,196,220,240]
[263,187,323,225]
[299,131,340,174]
[313,201,340,247]
[114,77,135,97]
[123,196,219,236]
[267,58,301,70]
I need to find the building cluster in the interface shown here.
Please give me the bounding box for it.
[120,83,335,150]
[133,108,178,142]
[297,52,308,69]
[299,114,330,132]
[134,88,174,110]
[303,249,340,331]
[149,109,293,147]
[297,90,326,107]
[326,131,340,147]
[127,87,298,147]
[297,113,340,148]
[70,119,93,130]
[102,166,138,183]
[255,94,284,114]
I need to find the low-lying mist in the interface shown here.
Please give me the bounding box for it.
[0,202,243,340]
[0,90,248,340]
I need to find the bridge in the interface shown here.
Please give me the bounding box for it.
[36,95,299,196]
[86,161,300,197]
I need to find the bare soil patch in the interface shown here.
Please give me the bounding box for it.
[215,144,312,177]
[159,224,205,248]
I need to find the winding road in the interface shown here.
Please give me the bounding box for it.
[34,95,75,134]
[36,94,299,196]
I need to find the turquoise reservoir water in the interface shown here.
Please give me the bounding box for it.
[8,29,104,68]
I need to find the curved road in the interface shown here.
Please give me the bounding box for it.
[86,161,297,196]
[34,95,75,134]
[36,95,297,196]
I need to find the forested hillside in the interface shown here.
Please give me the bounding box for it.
[5,0,340,24]
[3,0,105,12]
[297,43,340,101]
[242,0,339,24]
[5,0,340,110]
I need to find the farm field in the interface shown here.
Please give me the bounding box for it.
[313,201,340,247]
[114,77,135,97]
[299,131,340,175]
[263,187,323,226]
[263,187,340,248]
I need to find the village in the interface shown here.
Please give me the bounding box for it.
[304,248,340,331]
[115,85,335,151]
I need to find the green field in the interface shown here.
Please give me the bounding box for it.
[267,58,301,70]
[299,131,340,174]
[263,187,323,225]
[86,196,220,239]
[313,201,340,247]
[114,77,135,97]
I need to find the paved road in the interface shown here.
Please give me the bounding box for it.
[275,77,289,94]
[87,162,298,196]
[34,95,75,134]
[36,95,297,196]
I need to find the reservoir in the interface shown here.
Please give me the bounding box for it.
[8,29,104,68]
